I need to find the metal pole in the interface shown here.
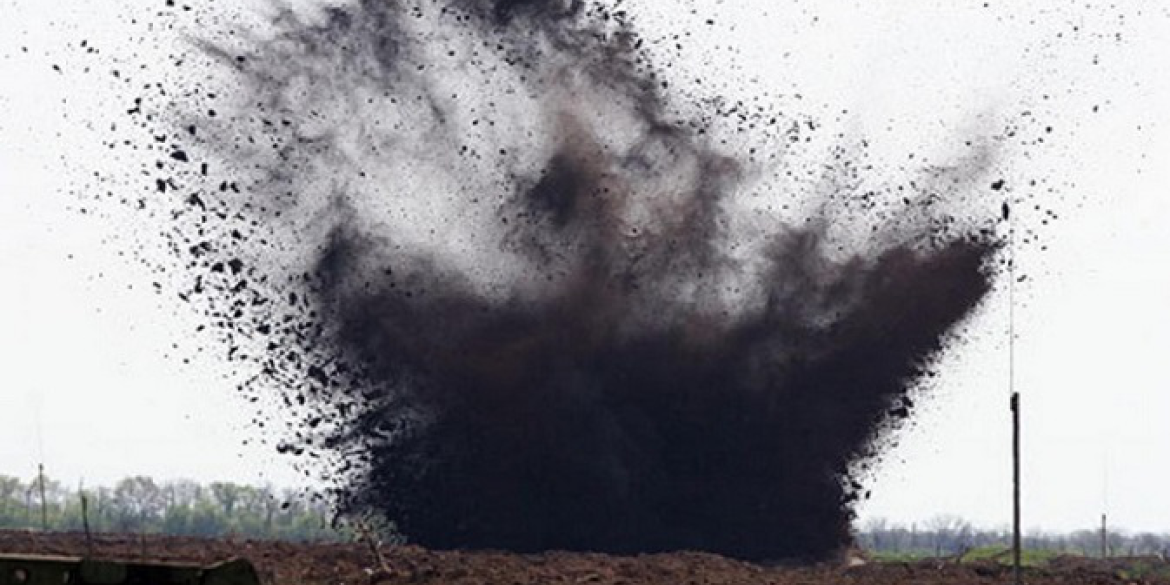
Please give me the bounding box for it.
[1012,392,1021,585]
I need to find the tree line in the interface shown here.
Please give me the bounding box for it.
[4,472,1168,557]
[856,516,1170,559]
[0,473,340,541]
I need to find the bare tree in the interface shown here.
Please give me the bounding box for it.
[925,515,973,557]
[861,517,890,552]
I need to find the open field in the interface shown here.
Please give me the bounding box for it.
[2,530,1169,585]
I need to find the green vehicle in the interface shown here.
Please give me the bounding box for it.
[0,554,258,585]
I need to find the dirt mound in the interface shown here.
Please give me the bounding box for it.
[1,531,1166,585]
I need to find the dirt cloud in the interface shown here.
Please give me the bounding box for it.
[176,0,999,560]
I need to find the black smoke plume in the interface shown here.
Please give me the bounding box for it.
[178,0,999,561]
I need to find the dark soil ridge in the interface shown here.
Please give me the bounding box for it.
[1,530,1166,585]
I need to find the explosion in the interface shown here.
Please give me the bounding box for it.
[142,0,1000,560]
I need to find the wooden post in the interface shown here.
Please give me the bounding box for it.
[1011,392,1021,585]
[81,492,94,555]
[37,464,48,531]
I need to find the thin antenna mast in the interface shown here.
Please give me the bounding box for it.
[1006,199,1021,585]
[1102,448,1110,559]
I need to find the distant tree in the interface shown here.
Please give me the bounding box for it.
[0,474,341,541]
[187,498,226,536]
[209,482,242,517]
[1133,533,1162,556]
[1068,529,1100,557]
[925,515,972,556]
[860,517,889,551]
[92,487,113,532]
[0,476,23,523]
[112,476,165,531]
[169,479,204,509]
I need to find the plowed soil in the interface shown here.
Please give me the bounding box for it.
[2,530,1167,585]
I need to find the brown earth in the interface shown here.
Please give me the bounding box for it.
[1,530,1167,585]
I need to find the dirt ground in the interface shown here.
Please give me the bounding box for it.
[2,530,1167,585]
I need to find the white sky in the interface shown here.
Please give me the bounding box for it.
[2,0,1169,534]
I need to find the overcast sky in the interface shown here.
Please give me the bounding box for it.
[1,0,1168,534]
